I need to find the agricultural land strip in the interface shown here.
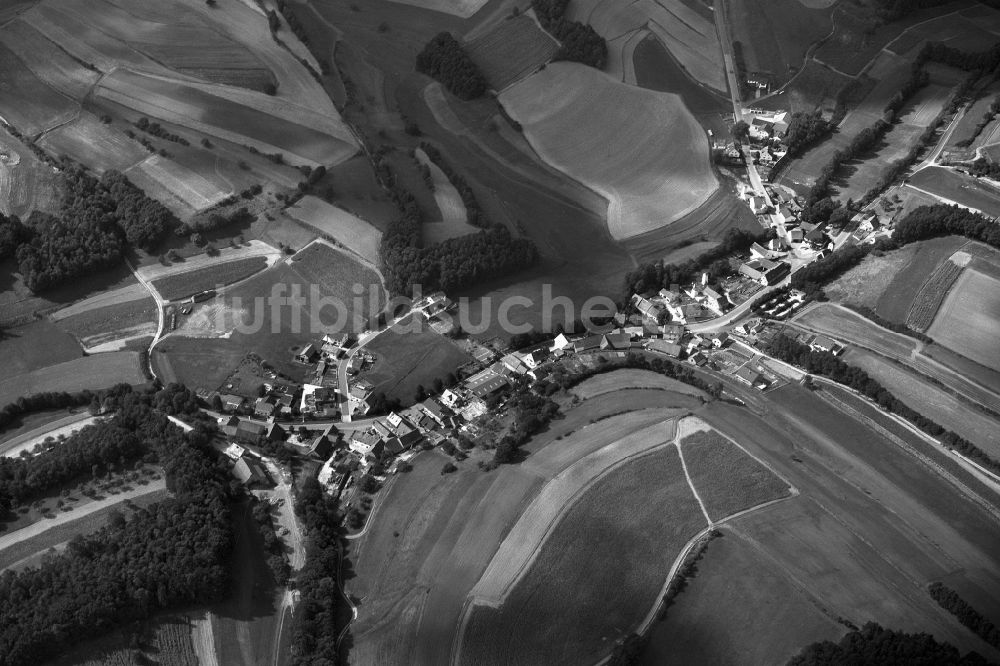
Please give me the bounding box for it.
[0,353,148,407]
[285,196,383,266]
[465,14,558,91]
[926,267,1000,373]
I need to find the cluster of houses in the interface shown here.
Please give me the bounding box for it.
[747,187,836,254]
[742,110,790,170]
[630,275,731,327]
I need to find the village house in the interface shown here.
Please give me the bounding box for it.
[439,388,463,409]
[420,398,448,428]
[350,429,385,456]
[295,344,318,364]
[809,335,842,355]
[712,332,730,348]
[648,339,683,358]
[702,287,728,315]
[254,397,276,420]
[519,348,547,369]
[661,323,685,343]
[600,332,632,351]
[219,394,245,413]
[735,366,769,390]
[223,443,245,461]
[550,333,572,352]
[231,456,270,486]
[739,259,790,286]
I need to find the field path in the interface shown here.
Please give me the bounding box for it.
[673,419,715,526]
[0,478,167,554]
[127,257,166,381]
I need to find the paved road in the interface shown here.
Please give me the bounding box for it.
[127,257,166,381]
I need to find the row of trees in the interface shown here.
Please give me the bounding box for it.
[789,622,991,665]
[622,227,771,296]
[928,583,1000,650]
[767,333,1000,476]
[531,0,607,69]
[9,168,177,291]
[416,32,488,100]
[0,385,233,666]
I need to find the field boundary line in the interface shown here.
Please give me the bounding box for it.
[675,436,713,526]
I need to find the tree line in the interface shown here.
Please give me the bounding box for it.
[767,333,1000,477]
[531,0,607,69]
[0,384,234,666]
[418,143,489,227]
[622,227,771,297]
[784,110,831,157]
[416,32,488,100]
[6,168,177,292]
[928,582,1000,650]
[788,622,991,665]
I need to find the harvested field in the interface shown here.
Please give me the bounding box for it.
[128,155,230,212]
[680,428,791,522]
[639,525,843,666]
[285,196,382,266]
[386,0,489,18]
[360,318,471,405]
[54,296,158,351]
[569,0,727,92]
[843,348,1000,459]
[288,241,385,314]
[414,148,478,243]
[152,256,268,301]
[97,69,357,167]
[927,268,1000,372]
[500,62,717,240]
[465,14,558,91]
[727,0,835,88]
[873,235,967,324]
[38,112,148,174]
[571,368,707,400]
[909,166,1000,217]
[0,18,99,100]
[0,41,77,135]
[905,257,964,331]
[0,352,147,406]
[460,443,707,665]
[471,418,679,606]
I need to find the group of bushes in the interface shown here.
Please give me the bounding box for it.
[784,110,832,157]
[1,168,177,292]
[928,583,1000,650]
[789,622,989,665]
[532,0,607,69]
[416,32,488,100]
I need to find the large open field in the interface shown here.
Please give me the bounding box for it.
[39,112,149,174]
[927,267,1000,372]
[54,296,158,353]
[0,18,100,101]
[568,0,726,92]
[285,197,383,266]
[359,317,471,405]
[128,154,230,213]
[460,441,706,665]
[727,0,835,89]
[909,166,1000,217]
[465,14,557,91]
[0,41,77,135]
[500,62,717,240]
[0,352,147,406]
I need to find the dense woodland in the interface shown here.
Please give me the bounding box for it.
[379,186,537,296]
[290,476,345,665]
[415,32,488,99]
[784,110,831,157]
[532,0,608,69]
[768,333,1000,476]
[0,384,234,666]
[8,168,176,291]
[622,228,771,296]
[788,622,992,665]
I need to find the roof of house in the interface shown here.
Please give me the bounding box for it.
[255,401,276,417]
[232,457,268,485]
[235,420,266,440]
[421,399,446,420]
[297,344,316,357]
[812,335,837,349]
[735,367,765,385]
[703,286,723,300]
[352,429,384,448]
[220,394,244,408]
[602,332,631,350]
[573,334,604,352]
[649,340,683,357]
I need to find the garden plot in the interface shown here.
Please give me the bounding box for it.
[0,19,100,101]
[500,62,717,240]
[285,196,382,266]
[39,112,148,174]
[465,14,558,91]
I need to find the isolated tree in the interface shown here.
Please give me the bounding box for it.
[731,120,750,142]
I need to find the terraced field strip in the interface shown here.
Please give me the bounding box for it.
[905,256,965,331]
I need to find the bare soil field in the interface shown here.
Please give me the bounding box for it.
[460,443,707,665]
[0,41,77,135]
[414,148,478,244]
[927,267,1000,372]
[569,0,727,92]
[465,14,557,91]
[0,18,99,101]
[97,69,356,167]
[39,112,149,174]
[0,352,147,406]
[728,0,835,88]
[700,388,1000,661]
[360,319,470,405]
[571,368,707,400]
[679,429,791,522]
[639,527,844,666]
[500,62,717,240]
[843,347,1000,459]
[909,166,1000,217]
[285,196,383,266]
